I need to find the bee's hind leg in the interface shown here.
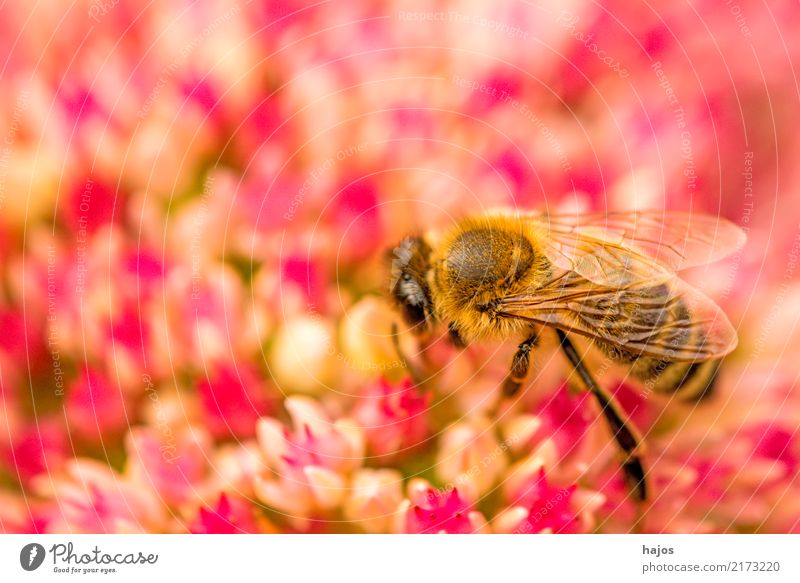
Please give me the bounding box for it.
[502,329,540,397]
[556,329,648,503]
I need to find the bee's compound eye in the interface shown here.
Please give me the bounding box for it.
[388,236,433,334]
[392,274,430,332]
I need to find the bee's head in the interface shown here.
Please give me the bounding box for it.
[389,236,434,333]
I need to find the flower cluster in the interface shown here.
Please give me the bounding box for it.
[1,0,799,533]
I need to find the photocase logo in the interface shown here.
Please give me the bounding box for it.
[20,543,46,571]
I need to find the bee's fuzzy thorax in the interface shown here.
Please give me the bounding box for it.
[427,214,551,341]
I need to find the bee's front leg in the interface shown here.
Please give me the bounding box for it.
[502,329,540,397]
[447,322,467,349]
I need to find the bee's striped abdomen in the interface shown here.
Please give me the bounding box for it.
[634,356,721,401]
[593,285,722,401]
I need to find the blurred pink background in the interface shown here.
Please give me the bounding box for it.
[0,0,798,533]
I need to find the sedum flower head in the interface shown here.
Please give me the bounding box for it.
[254,396,364,529]
[400,479,488,534]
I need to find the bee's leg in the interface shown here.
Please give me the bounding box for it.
[447,322,467,349]
[556,329,648,502]
[502,330,540,397]
[390,322,425,386]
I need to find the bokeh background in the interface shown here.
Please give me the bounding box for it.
[1,0,799,533]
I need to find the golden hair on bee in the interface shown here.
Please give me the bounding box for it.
[428,214,552,342]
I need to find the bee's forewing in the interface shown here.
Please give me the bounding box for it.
[496,273,738,361]
[528,210,746,286]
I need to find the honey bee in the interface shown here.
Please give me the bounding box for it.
[389,210,745,501]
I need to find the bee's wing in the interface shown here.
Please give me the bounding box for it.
[527,211,746,286]
[496,272,738,361]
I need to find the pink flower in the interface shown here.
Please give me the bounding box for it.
[191,494,259,534]
[254,397,363,529]
[435,417,509,500]
[530,382,593,459]
[197,362,273,440]
[162,265,254,369]
[353,377,431,460]
[504,469,580,533]
[0,307,42,364]
[608,380,657,430]
[65,177,120,235]
[3,418,68,483]
[344,469,404,533]
[108,303,149,354]
[281,256,328,313]
[330,178,382,263]
[33,460,171,533]
[466,71,522,114]
[0,491,44,533]
[400,479,488,534]
[747,423,798,478]
[497,443,604,534]
[125,427,211,507]
[66,367,129,442]
[492,149,536,205]
[121,249,165,300]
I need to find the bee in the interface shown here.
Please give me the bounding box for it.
[389,210,745,502]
